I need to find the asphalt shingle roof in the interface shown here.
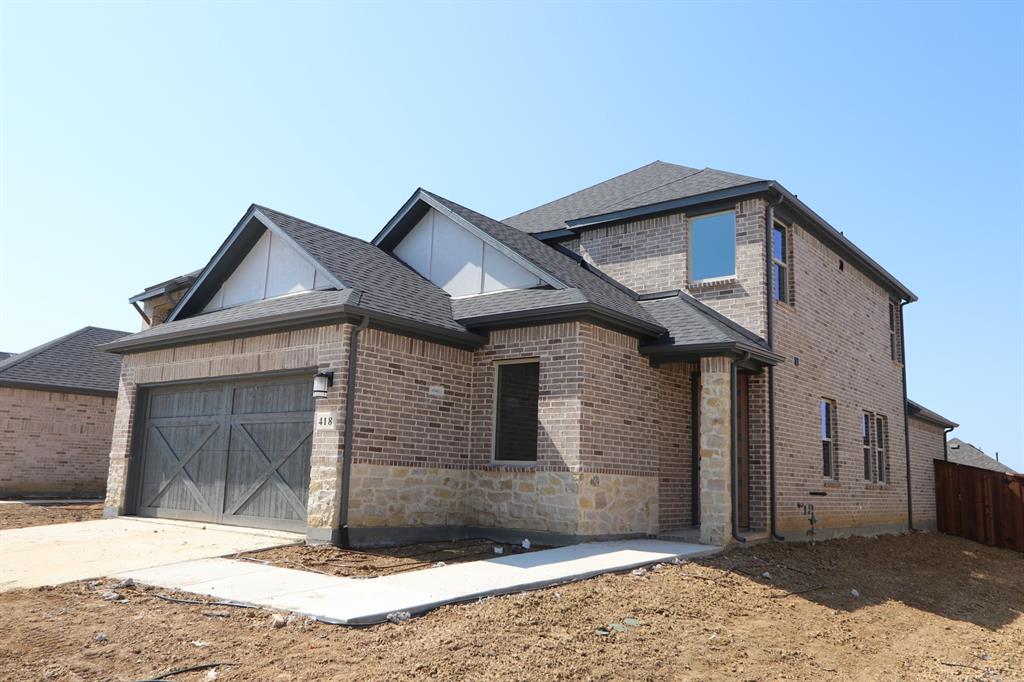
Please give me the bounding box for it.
[254,205,466,334]
[504,161,764,233]
[946,438,1017,475]
[0,327,128,395]
[638,292,769,350]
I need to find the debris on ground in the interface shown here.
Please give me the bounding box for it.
[386,611,411,625]
[630,567,647,577]
[493,546,504,555]
[521,539,531,550]
[270,614,287,629]
[93,632,108,643]
[851,588,860,598]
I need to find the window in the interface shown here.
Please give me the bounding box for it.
[690,211,736,282]
[862,413,873,480]
[772,223,789,303]
[875,415,887,483]
[821,399,837,478]
[888,301,900,363]
[494,360,540,462]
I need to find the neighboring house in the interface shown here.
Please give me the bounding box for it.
[0,327,128,497]
[100,161,946,546]
[945,438,1016,474]
[906,399,958,530]
[0,352,15,361]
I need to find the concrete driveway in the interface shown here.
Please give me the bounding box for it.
[0,517,302,591]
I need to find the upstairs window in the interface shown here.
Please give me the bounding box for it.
[821,399,837,479]
[875,415,888,483]
[772,223,790,303]
[494,360,540,462]
[690,211,736,282]
[862,413,873,480]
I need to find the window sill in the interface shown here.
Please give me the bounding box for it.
[823,479,841,489]
[488,461,537,470]
[689,276,739,290]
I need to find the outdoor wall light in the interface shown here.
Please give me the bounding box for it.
[313,371,334,399]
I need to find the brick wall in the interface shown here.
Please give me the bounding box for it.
[772,220,909,535]
[908,416,946,530]
[655,362,695,532]
[0,386,116,496]
[561,198,768,338]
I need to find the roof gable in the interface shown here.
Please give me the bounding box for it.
[0,326,128,395]
[169,206,345,322]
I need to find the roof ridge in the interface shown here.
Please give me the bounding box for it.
[503,161,690,223]
[589,166,704,215]
[0,326,96,374]
[253,204,365,243]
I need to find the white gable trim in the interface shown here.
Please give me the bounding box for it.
[167,206,346,322]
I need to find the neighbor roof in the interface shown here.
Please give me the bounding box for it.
[907,399,958,429]
[947,438,1017,475]
[0,327,128,396]
[504,162,763,234]
[0,351,14,362]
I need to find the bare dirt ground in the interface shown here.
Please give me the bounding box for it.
[0,500,104,530]
[0,532,1021,681]
[243,538,542,577]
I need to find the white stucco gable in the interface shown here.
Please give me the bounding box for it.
[393,208,541,297]
[203,228,329,312]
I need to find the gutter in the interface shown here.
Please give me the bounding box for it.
[641,341,783,367]
[943,427,955,461]
[338,315,370,547]
[764,191,786,541]
[458,302,667,339]
[900,300,914,531]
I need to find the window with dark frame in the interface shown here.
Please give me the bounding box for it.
[862,412,873,481]
[772,223,789,303]
[821,399,837,479]
[494,361,540,462]
[889,301,899,362]
[875,414,887,483]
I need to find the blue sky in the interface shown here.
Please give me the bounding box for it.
[1,2,1021,470]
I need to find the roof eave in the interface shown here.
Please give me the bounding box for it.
[98,303,485,355]
[640,340,784,367]
[457,303,666,339]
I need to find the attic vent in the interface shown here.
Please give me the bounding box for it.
[950,443,960,449]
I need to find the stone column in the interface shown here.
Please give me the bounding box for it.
[103,367,138,518]
[699,356,733,545]
[305,324,350,545]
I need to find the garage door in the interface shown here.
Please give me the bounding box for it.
[132,374,314,532]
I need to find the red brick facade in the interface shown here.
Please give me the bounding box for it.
[0,386,116,496]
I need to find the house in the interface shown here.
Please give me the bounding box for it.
[945,438,1016,474]
[0,326,127,497]
[907,399,958,530]
[100,161,948,546]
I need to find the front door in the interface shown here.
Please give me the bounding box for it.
[736,372,751,529]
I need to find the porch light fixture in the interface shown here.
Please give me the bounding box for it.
[312,371,334,399]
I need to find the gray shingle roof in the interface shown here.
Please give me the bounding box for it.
[638,291,770,352]
[0,351,14,361]
[504,161,764,233]
[420,192,663,332]
[0,327,128,395]
[254,205,466,334]
[907,399,958,428]
[946,438,1017,475]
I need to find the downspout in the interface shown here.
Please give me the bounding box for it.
[764,191,786,540]
[731,356,747,543]
[338,315,370,547]
[899,301,914,531]
[943,427,954,461]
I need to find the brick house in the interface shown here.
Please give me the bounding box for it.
[907,400,958,530]
[100,162,953,546]
[0,326,127,497]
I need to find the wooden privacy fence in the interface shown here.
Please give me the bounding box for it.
[935,459,1024,553]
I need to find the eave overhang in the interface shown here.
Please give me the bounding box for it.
[456,302,667,340]
[0,379,118,398]
[640,340,785,367]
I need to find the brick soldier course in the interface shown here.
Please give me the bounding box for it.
[98,162,956,546]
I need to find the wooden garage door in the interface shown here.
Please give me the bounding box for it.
[132,375,314,531]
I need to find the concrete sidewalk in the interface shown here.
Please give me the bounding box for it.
[0,518,302,591]
[115,538,720,625]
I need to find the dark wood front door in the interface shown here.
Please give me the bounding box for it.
[736,372,751,530]
[132,375,314,532]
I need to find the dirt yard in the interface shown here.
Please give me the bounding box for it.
[0,533,1021,681]
[0,500,104,530]
[244,538,542,577]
